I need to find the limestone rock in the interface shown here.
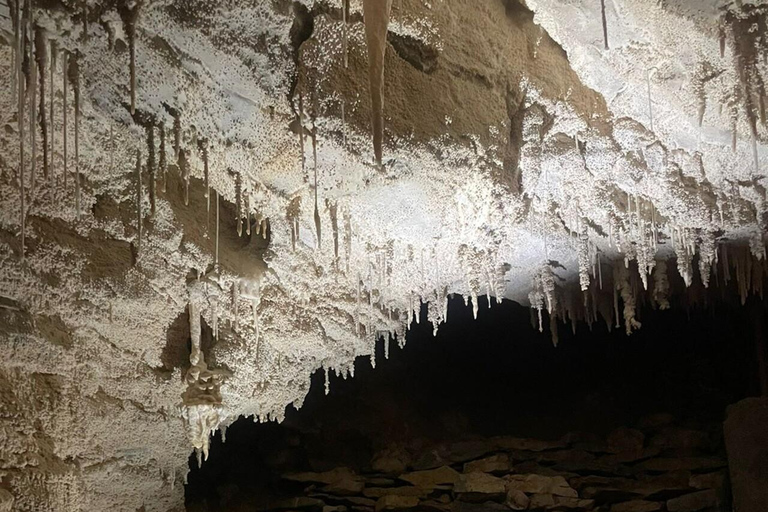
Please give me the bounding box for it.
[463,454,511,474]
[494,437,566,452]
[610,501,663,512]
[261,497,326,511]
[666,489,719,512]
[324,506,349,512]
[286,468,361,485]
[724,397,768,512]
[528,493,555,508]
[505,474,578,498]
[688,471,726,491]
[505,489,530,511]
[454,472,506,500]
[638,457,726,472]
[450,501,509,512]
[364,487,429,499]
[607,427,645,458]
[0,489,13,512]
[372,447,412,475]
[375,495,419,512]
[400,466,460,488]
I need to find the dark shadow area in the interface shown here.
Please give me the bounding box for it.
[186,295,765,512]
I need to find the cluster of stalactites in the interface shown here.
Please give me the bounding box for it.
[181,280,232,465]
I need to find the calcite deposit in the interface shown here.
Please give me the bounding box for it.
[0,0,766,510]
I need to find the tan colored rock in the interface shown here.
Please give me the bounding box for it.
[463,454,510,474]
[375,495,419,512]
[494,436,566,452]
[552,496,597,509]
[666,489,719,511]
[611,500,663,512]
[454,472,506,496]
[505,489,530,511]
[638,457,726,472]
[649,428,710,451]
[400,466,460,488]
[0,490,13,512]
[372,447,411,475]
[505,474,578,497]
[323,478,366,496]
[324,506,349,512]
[364,487,429,499]
[689,471,726,490]
[285,467,360,485]
[262,497,325,510]
[528,493,555,508]
[607,427,645,457]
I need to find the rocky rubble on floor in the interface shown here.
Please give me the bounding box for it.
[269,416,728,512]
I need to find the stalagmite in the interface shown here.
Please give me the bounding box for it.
[135,150,142,257]
[35,26,49,180]
[159,123,167,192]
[600,0,609,50]
[362,0,394,166]
[68,51,81,221]
[62,51,68,190]
[147,125,156,216]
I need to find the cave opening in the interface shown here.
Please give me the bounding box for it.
[185,294,765,512]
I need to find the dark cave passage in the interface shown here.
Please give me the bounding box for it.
[185,296,766,512]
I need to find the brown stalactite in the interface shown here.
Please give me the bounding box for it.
[362,0,394,167]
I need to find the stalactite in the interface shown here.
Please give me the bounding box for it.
[50,40,57,176]
[68,51,81,221]
[698,233,717,287]
[236,173,243,237]
[179,149,189,206]
[342,0,350,69]
[298,92,306,173]
[245,192,251,236]
[120,1,142,116]
[198,139,210,212]
[62,51,68,190]
[215,191,220,270]
[600,0,609,50]
[35,26,49,180]
[17,0,26,261]
[135,150,142,258]
[652,259,670,310]
[614,264,641,335]
[159,122,167,192]
[29,28,37,195]
[578,220,590,291]
[362,0,393,166]
[646,69,654,132]
[173,112,181,160]
[329,201,339,261]
[312,108,321,250]
[10,0,19,102]
[146,124,156,216]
